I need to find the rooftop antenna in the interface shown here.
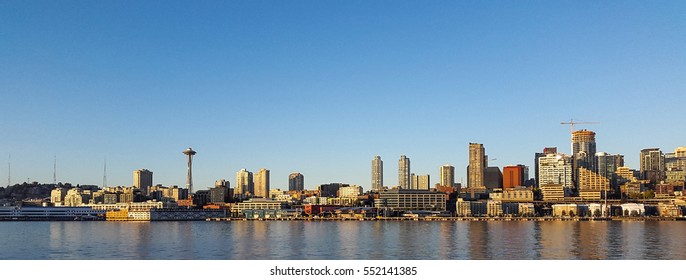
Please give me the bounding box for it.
[7,153,10,187]
[103,158,107,189]
[53,155,57,186]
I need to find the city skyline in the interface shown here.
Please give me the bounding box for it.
[2,2,685,190]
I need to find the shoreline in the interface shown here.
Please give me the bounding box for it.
[205,216,686,222]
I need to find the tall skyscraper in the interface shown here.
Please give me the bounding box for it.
[289,172,304,192]
[468,143,486,188]
[440,164,455,188]
[398,155,410,189]
[503,165,525,189]
[538,153,573,195]
[133,169,153,195]
[372,156,383,192]
[597,152,623,190]
[534,147,557,188]
[411,174,430,190]
[253,168,270,198]
[572,130,597,188]
[666,147,686,184]
[236,169,254,196]
[640,148,665,184]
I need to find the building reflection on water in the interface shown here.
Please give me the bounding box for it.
[7,220,685,260]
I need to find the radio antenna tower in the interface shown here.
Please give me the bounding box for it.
[53,155,57,186]
[7,154,10,187]
[103,158,107,189]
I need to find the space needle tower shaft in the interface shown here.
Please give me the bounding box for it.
[183,148,197,194]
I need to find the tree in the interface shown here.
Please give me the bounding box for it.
[642,190,655,199]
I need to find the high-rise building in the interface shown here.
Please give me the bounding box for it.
[411,174,430,190]
[288,172,304,192]
[616,166,637,185]
[503,165,525,189]
[210,185,230,204]
[484,167,502,190]
[597,152,623,191]
[572,130,597,188]
[534,147,557,188]
[133,169,153,195]
[578,167,610,200]
[439,164,455,188]
[666,147,686,185]
[318,183,347,197]
[468,143,486,188]
[640,148,665,184]
[253,168,270,198]
[372,156,383,192]
[538,153,573,194]
[398,155,411,189]
[215,179,230,188]
[339,185,363,197]
[236,169,254,197]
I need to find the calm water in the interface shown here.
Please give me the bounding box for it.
[1,221,684,260]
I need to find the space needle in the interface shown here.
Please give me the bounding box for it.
[183,147,197,194]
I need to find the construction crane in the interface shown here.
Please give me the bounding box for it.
[560,119,600,159]
[560,119,599,134]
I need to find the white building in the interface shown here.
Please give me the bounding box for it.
[538,154,573,193]
[620,203,645,216]
[339,185,363,198]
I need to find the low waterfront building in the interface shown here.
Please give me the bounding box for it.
[241,209,302,219]
[150,208,226,220]
[518,203,535,217]
[374,189,446,211]
[455,198,471,217]
[0,206,105,220]
[487,200,503,217]
[469,201,488,217]
[587,203,609,217]
[657,203,683,217]
[231,198,285,216]
[489,188,534,202]
[106,209,150,221]
[304,204,341,216]
[552,204,580,217]
[502,202,519,216]
[106,208,227,221]
[540,184,566,201]
[334,207,377,219]
[87,201,169,211]
[620,203,645,216]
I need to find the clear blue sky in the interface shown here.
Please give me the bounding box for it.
[1,1,685,191]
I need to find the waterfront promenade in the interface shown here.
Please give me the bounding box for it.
[205,216,686,222]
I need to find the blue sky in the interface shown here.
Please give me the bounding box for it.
[1,1,685,191]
